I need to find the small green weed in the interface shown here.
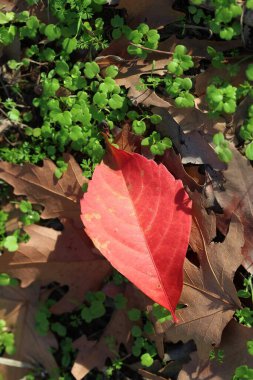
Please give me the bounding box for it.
[0,319,15,356]
[0,200,39,252]
[233,338,253,379]
[212,132,233,163]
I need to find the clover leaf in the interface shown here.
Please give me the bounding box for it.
[246,64,253,81]
[55,61,69,77]
[245,142,253,160]
[213,132,233,163]
[62,37,77,54]
[127,308,141,321]
[44,24,61,41]
[150,114,162,124]
[131,326,142,337]
[3,236,18,252]
[84,62,100,79]
[141,353,154,367]
[105,65,119,78]
[93,92,108,108]
[132,120,146,135]
[108,94,124,109]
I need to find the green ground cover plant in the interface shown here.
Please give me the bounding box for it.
[0,0,253,379]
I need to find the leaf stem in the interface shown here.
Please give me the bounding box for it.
[129,42,206,60]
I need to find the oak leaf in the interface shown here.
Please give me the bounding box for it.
[189,191,216,255]
[116,59,168,88]
[113,123,141,153]
[0,154,86,223]
[195,62,247,98]
[71,308,132,380]
[0,282,57,380]
[0,224,111,314]
[159,36,242,60]
[178,320,253,380]
[81,145,192,321]
[116,0,184,28]
[156,215,244,358]
[161,149,203,192]
[71,284,150,380]
[114,58,171,109]
[212,145,253,273]
[154,107,226,169]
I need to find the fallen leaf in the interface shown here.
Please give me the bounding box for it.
[184,166,205,187]
[0,223,111,314]
[116,0,184,28]
[0,282,57,380]
[195,61,248,98]
[159,36,242,60]
[156,215,244,358]
[0,0,18,11]
[71,308,132,379]
[189,191,216,255]
[0,154,87,223]
[165,102,226,136]
[113,123,141,153]
[212,144,253,273]
[154,108,226,170]
[71,284,150,379]
[81,145,192,320]
[116,59,168,90]
[128,88,171,108]
[138,369,171,380]
[233,96,252,135]
[177,320,253,380]
[161,149,203,192]
[98,36,132,61]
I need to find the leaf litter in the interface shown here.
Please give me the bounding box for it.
[0,282,58,380]
[0,0,253,378]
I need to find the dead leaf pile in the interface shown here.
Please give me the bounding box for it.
[0,0,253,379]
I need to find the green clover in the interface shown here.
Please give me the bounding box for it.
[84,62,100,79]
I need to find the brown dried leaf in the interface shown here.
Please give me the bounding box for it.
[98,37,132,61]
[154,108,226,169]
[189,191,216,255]
[195,61,247,98]
[178,320,253,380]
[0,224,111,314]
[71,309,132,380]
[116,59,168,90]
[156,215,244,359]
[0,0,18,11]
[116,0,184,28]
[212,145,253,273]
[161,149,203,192]
[129,88,171,108]
[164,102,226,136]
[159,36,242,60]
[113,123,141,153]
[0,154,87,223]
[138,369,171,380]
[71,285,151,379]
[0,282,57,380]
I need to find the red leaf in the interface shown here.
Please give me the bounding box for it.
[80,146,192,321]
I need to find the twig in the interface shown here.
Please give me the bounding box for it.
[28,59,48,66]
[0,107,9,118]
[172,23,213,39]
[0,357,34,369]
